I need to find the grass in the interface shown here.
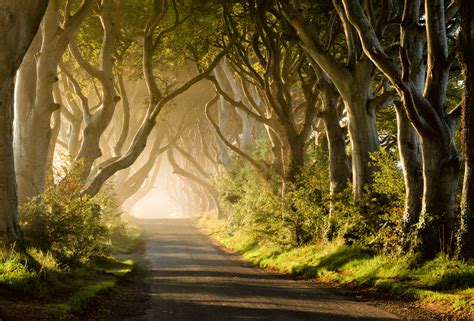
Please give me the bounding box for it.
[200,214,474,315]
[0,247,136,319]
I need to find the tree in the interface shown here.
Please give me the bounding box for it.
[211,1,318,190]
[0,0,48,242]
[69,0,120,180]
[14,0,92,203]
[342,0,461,259]
[81,0,231,197]
[457,0,474,260]
[280,0,390,198]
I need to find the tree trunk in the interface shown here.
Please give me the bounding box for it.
[340,0,461,260]
[457,0,474,259]
[318,79,351,239]
[15,0,91,202]
[346,89,379,198]
[397,0,424,248]
[415,139,461,259]
[318,76,351,196]
[70,0,118,180]
[0,75,22,242]
[216,96,232,169]
[0,0,48,242]
[396,105,423,248]
[281,135,305,185]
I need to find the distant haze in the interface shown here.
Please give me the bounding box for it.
[129,187,184,219]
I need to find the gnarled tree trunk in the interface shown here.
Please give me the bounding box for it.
[15,0,91,203]
[0,0,48,242]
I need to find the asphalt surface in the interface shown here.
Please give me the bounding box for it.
[139,218,400,321]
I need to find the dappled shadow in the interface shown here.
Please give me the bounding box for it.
[430,270,474,290]
[148,297,397,321]
[315,246,375,271]
[149,268,285,280]
[137,219,398,320]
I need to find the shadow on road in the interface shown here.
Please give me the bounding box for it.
[138,219,399,321]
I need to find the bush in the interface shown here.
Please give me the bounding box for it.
[215,145,408,254]
[19,166,108,265]
[286,145,330,245]
[216,146,332,249]
[328,148,405,252]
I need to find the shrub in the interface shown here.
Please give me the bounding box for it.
[330,148,405,252]
[215,145,406,254]
[19,166,108,265]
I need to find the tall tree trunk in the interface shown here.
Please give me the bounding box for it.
[340,0,461,259]
[456,0,474,259]
[317,75,351,239]
[70,0,118,180]
[281,5,380,198]
[397,0,424,248]
[15,0,91,202]
[345,66,380,197]
[216,96,232,169]
[416,140,460,257]
[0,73,21,242]
[320,87,350,196]
[0,0,48,242]
[396,105,423,248]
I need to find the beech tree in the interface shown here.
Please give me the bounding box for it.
[341,0,462,259]
[208,1,320,191]
[280,0,393,198]
[81,0,231,196]
[0,0,48,242]
[69,0,120,180]
[14,0,92,203]
[457,0,474,260]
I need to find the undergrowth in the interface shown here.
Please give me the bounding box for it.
[200,214,474,315]
[0,162,140,318]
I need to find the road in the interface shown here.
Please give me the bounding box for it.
[138,218,399,321]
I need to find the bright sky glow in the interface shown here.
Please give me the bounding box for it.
[129,186,184,219]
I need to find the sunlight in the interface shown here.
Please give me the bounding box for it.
[129,187,184,219]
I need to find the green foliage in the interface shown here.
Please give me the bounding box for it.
[0,167,136,317]
[216,145,332,249]
[370,148,404,208]
[19,163,139,266]
[20,175,108,265]
[323,148,405,252]
[216,161,293,248]
[286,145,330,245]
[215,145,408,253]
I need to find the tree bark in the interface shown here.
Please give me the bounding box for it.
[396,0,424,247]
[281,3,380,197]
[341,0,461,259]
[456,0,474,260]
[315,71,351,239]
[14,0,91,203]
[71,0,118,180]
[0,0,48,241]
[396,105,423,247]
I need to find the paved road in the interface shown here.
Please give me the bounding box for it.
[139,219,399,321]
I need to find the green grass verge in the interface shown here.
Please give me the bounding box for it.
[0,250,135,319]
[200,215,474,314]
